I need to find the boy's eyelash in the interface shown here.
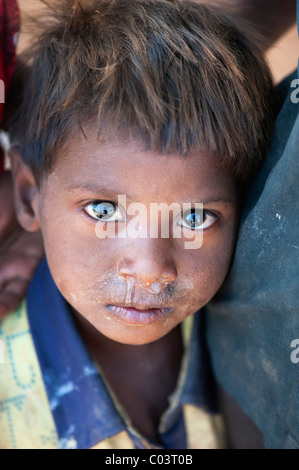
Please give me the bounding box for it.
[79,199,116,220]
[87,199,116,205]
[81,204,220,213]
[204,209,220,220]
[79,199,117,210]
[79,202,221,224]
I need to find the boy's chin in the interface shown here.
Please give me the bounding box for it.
[70,302,181,346]
[92,317,176,346]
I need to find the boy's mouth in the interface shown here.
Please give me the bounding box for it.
[106,304,172,325]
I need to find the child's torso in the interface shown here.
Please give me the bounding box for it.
[89,325,184,444]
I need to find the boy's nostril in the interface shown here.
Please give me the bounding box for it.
[117,255,177,288]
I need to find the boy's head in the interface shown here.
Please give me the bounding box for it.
[10,0,275,345]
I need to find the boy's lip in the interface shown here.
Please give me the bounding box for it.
[106,304,172,325]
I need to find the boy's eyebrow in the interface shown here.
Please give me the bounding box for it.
[65,182,236,206]
[66,181,124,198]
[200,198,236,207]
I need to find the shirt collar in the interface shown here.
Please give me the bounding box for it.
[27,259,217,449]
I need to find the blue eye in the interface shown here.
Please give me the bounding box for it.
[84,201,124,222]
[178,208,218,230]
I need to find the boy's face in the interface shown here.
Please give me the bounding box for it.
[16,128,239,345]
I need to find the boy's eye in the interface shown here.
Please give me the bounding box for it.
[84,201,124,222]
[178,208,218,230]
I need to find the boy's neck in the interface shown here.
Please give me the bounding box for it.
[70,306,182,358]
[70,306,184,444]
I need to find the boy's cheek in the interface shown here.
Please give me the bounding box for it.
[180,233,236,298]
[39,199,237,315]
[180,255,230,307]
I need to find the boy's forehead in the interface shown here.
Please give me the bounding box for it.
[48,130,237,204]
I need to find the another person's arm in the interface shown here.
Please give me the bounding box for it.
[212,0,296,46]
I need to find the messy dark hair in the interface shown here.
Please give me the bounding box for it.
[10,0,275,183]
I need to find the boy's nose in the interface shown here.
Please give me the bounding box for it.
[117,241,177,293]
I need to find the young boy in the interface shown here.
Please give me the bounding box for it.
[0,0,275,449]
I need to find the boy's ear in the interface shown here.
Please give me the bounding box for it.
[9,147,41,233]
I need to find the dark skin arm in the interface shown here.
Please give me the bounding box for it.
[210,0,296,47]
[237,0,296,45]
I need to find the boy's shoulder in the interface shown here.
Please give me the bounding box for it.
[0,301,59,449]
[0,301,136,449]
[0,266,138,449]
